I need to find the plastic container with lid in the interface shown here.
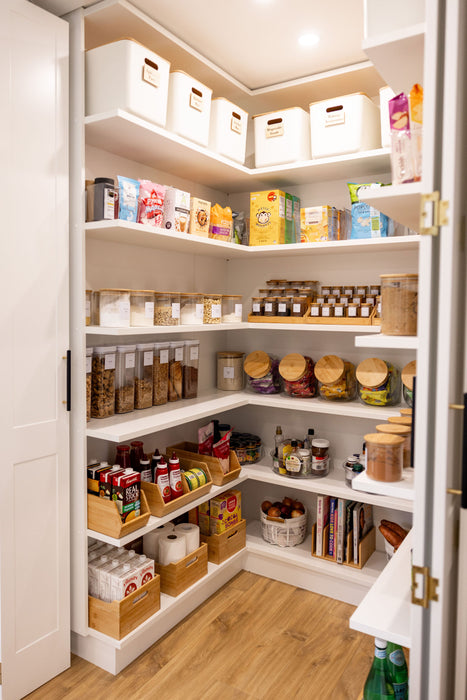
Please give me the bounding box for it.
[217,351,245,391]
[251,297,264,316]
[86,347,93,422]
[135,343,154,409]
[276,296,290,317]
[166,70,213,146]
[279,354,316,398]
[180,293,204,325]
[130,290,155,327]
[253,107,310,167]
[244,351,282,394]
[99,289,131,327]
[115,344,136,414]
[376,423,412,468]
[86,290,92,326]
[356,358,400,406]
[91,346,116,418]
[364,433,405,482]
[263,297,278,317]
[402,360,416,407]
[168,341,184,401]
[91,291,100,325]
[291,296,308,317]
[314,355,357,401]
[183,340,199,399]
[380,273,418,336]
[222,295,242,323]
[153,341,169,406]
[203,293,222,324]
[311,438,330,477]
[154,292,180,326]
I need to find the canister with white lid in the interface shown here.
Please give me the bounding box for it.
[135,343,154,409]
[91,346,116,418]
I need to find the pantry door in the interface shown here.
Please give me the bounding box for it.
[0,2,70,699]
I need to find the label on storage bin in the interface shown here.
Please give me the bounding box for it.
[265,302,273,313]
[118,301,130,322]
[160,349,169,364]
[266,123,284,139]
[195,303,204,318]
[144,351,153,366]
[105,353,116,370]
[125,352,136,369]
[190,346,199,360]
[171,303,180,319]
[231,116,242,135]
[212,303,221,318]
[235,304,242,317]
[142,62,160,88]
[86,356,92,373]
[175,347,184,361]
[278,303,286,313]
[293,303,301,313]
[190,91,203,112]
[224,366,235,379]
[145,301,154,319]
[325,108,345,127]
[253,303,261,313]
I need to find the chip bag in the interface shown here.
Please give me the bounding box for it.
[209,204,233,241]
[347,183,388,239]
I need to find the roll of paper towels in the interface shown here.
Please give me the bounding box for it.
[143,522,175,561]
[158,533,186,566]
[174,523,200,554]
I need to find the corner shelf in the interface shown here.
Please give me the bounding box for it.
[355,333,418,349]
[359,182,422,233]
[352,468,414,503]
[362,23,425,94]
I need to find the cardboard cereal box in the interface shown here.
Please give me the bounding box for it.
[284,192,294,244]
[209,489,241,534]
[249,190,286,246]
[300,206,338,242]
[189,197,211,237]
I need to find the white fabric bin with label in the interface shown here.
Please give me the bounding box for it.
[379,86,395,148]
[166,70,212,146]
[208,98,248,164]
[309,93,381,159]
[85,39,170,126]
[253,107,310,167]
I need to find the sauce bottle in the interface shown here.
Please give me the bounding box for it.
[130,440,144,471]
[168,452,183,500]
[155,457,171,503]
[151,449,162,483]
[115,445,130,469]
[139,454,152,483]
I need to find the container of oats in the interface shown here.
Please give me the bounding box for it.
[154,292,180,326]
[153,341,169,406]
[115,344,136,413]
[135,343,154,409]
[380,273,418,335]
[203,293,222,324]
[91,346,116,418]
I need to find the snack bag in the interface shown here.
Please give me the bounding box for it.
[198,422,214,456]
[347,183,388,239]
[137,180,165,227]
[409,84,423,182]
[209,204,233,241]
[117,176,140,222]
[389,93,414,184]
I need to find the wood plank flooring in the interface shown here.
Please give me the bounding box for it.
[26,572,377,700]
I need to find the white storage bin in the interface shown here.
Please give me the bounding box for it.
[309,92,381,159]
[208,98,248,164]
[85,39,170,126]
[166,71,212,146]
[253,107,310,168]
[379,86,396,148]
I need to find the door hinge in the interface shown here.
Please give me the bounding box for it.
[420,191,449,235]
[411,564,439,608]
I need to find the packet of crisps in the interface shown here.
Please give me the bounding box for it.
[409,84,423,182]
[389,93,414,184]
[209,203,233,241]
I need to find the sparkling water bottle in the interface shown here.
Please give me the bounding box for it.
[386,642,409,699]
[363,638,395,699]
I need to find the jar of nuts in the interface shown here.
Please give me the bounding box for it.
[135,343,154,409]
[115,345,136,414]
[153,341,169,406]
[203,293,222,324]
[91,346,116,419]
[154,292,179,326]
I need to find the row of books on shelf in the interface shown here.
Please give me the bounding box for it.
[316,496,373,565]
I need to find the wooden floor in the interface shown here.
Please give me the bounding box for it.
[26,572,375,700]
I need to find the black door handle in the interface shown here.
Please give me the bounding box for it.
[66,350,71,411]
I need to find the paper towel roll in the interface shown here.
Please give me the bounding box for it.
[174,523,200,554]
[143,522,175,561]
[158,533,186,566]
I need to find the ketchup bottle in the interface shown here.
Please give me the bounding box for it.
[155,457,171,504]
[168,452,183,500]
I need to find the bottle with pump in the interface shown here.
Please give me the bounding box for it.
[151,449,162,483]
[168,452,183,500]
[386,642,408,699]
[363,638,395,699]
[139,454,152,483]
[155,457,171,503]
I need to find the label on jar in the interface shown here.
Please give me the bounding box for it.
[145,301,154,319]
[311,306,319,316]
[211,303,221,318]
[85,300,91,318]
[160,349,169,364]
[265,302,273,313]
[253,303,261,313]
[118,300,130,322]
[86,356,92,373]
[103,188,116,219]
[278,303,286,313]
[293,303,301,313]
[125,352,136,369]
[285,454,302,473]
[312,455,329,473]
[105,353,116,370]
[143,351,153,366]
[175,347,183,361]
[190,346,199,360]
[349,306,357,317]
[322,306,330,317]
[195,303,204,318]
[171,303,180,319]
[223,367,235,379]
[234,303,242,317]
[361,306,370,317]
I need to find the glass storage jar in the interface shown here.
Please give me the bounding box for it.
[279,354,316,398]
[309,303,321,318]
[99,289,131,327]
[316,294,326,305]
[91,291,100,325]
[376,423,412,469]
[251,297,264,316]
[154,292,179,326]
[339,295,351,307]
[244,351,281,394]
[115,344,136,413]
[86,347,92,422]
[370,285,381,296]
[168,340,184,401]
[326,294,338,305]
[130,290,155,327]
[360,303,373,319]
[347,303,360,319]
[314,355,357,401]
[217,351,245,391]
[263,296,278,317]
[291,296,308,317]
[180,293,204,325]
[331,286,343,296]
[135,343,154,409]
[276,296,290,317]
[153,341,169,406]
[85,290,91,326]
[364,433,404,482]
[91,346,116,418]
[311,438,330,477]
[402,360,416,407]
[334,303,345,318]
[321,303,334,319]
[222,295,243,323]
[321,286,332,296]
[380,273,418,335]
[356,285,369,296]
[203,293,222,324]
[356,358,400,406]
[183,339,199,399]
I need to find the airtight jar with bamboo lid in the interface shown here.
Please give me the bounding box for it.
[217,352,245,391]
[279,353,316,398]
[364,433,405,482]
[130,290,155,327]
[222,295,243,323]
[244,350,281,394]
[314,354,356,401]
[356,358,400,406]
[402,360,416,407]
[380,273,418,335]
[376,423,412,469]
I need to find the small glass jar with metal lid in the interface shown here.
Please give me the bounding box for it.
[279,353,316,398]
[222,294,243,323]
[314,354,357,401]
[203,293,222,324]
[321,303,334,319]
[251,297,264,316]
[311,438,330,477]
[276,296,290,317]
[356,358,400,406]
[263,296,278,316]
[154,292,179,326]
[244,351,281,394]
[130,290,155,327]
[115,344,136,414]
[180,293,204,325]
[135,343,154,409]
[99,289,131,327]
[290,296,308,317]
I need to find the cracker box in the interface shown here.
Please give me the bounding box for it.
[209,489,241,534]
[189,197,211,237]
[163,187,191,233]
[300,206,338,242]
[249,190,286,246]
[284,192,294,244]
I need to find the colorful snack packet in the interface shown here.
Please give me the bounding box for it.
[137,180,166,227]
[117,175,140,222]
[409,84,423,182]
[388,93,414,184]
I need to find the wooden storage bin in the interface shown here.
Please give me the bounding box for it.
[88,574,160,640]
[311,523,376,569]
[87,489,151,539]
[167,441,241,486]
[141,454,212,517]
[154,542,208,596]
[200,519,246,564]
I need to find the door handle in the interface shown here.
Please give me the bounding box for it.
[462,392,467,509]
[66,350,71,411]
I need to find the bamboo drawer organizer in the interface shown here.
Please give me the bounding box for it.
[167,441,242,486]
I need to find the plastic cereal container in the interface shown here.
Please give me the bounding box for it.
[356,358,400,406]
[91,346,116,418]
[380,273,418,335]
[115,344,136,413]
[402,360,416,407]
[135,343,154,409]
[244,351,282,394]
[364,432,405,482]
[279,353,316,398]
[314,355,357,401]
[153,341,169,405]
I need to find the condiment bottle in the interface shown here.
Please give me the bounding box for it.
[151,449,162,483]
[285,440,302,477]
[130,440,144,471]
[304,428,315,450]
[139,454,152,483]
[155,457,171,503]
[115,445,130,469]
[168,452,183,500]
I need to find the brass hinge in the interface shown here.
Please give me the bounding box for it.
[420,191,449,235]
[411,564,439,608]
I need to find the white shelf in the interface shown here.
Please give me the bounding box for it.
[246,323,381,333]
[362,23,425,94]
[355,333,419,349]
[352,468,414,503]
[248,393,404,421]
[359,182,422,233]
[86,323,250,336]
[350,531,412,647]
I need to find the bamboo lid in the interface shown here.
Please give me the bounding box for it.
[356,358,389,388]
[279,353,307,381]
[388,416,412,426]
[244,351,271,379]
[402,360,416,390]
[376,423,411,436]
[364,433,405,447]
[314,355,345,385]
[400,408,413,416]
[379,273,419,279]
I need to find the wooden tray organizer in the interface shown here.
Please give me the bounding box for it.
[200,519,247,565]
[154,542,208,597]
[141,454,213,518]
[248,306,378,326]
[166,441,241,486]
[88,574,160,640]
[87,489,151,539]
[311,523,376,569]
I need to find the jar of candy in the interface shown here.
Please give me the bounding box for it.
[314,355,357,401]
[402,360,416,407]
[244,351,281,394]
[356,358,400,406]
[278,354,316,398]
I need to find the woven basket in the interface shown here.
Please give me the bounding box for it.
[260,508,307,547]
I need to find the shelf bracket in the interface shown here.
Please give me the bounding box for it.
[419,191,449,235]
[411,564,439,608]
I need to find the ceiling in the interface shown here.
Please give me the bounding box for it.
[30,0,367,90]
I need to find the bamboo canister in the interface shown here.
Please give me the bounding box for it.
[400,408,413,416]
[279,353,307,381]
[244,350,271,378]
[387,415,412,427]
[364,433,405,482]
[380,273,418,336]
[376,423,412,468]
[356,357,389,387]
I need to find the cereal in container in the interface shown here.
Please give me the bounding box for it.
[314,355,357,401]
[279,353,317,398]
[183,340,199,399]
[168,341,184,401]
[153,342,169,405]
[135,343,154,409]
[356,358,400,406]
[115,345,136,414]
[244,351,282,394]
[91,346,116,418]
[203,293,222,324]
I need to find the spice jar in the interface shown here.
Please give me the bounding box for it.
[154,292,179,326]
[91,346,116,418]
[266,279,288,287]
[130,290,155,327]
[310,303,321,318]
[356,285,369,296]
[339,295,351,307]
[244,351,281,394]
[311,438,330,477]
[314,355,357,401]
[402,360,416,407]
[115,344,136,413]
[251,297,264,316]
[279,354,317,398]
[203,293,222,324]
[321,303,334,319]
[222,295,243,323]
[356,358,400,406]
[331,286,343,296]
[380,273,418,335]
[85,290,92,326]
[180,293,204,325]
[168,341,184,401]
[316,294,326,305]
[360,303,373,319]
[291,296,308,317]
[370,285,381,296]
[183,340,199,399]
[153,341,169,406]
[334,303,345,318]
[343,285,355,296]
[366,295,377,306]
[347,303,360,319]
[364,433,404,482]
[263,296,278,317]
[135,343,153,409]
[86,347,92,422]
[342,455,364,486]
[327,294,338,305]
[321,286,332,296]
[99,289,131,327]
[217,351,245,391]
[376,424,412,468]
[387,415,412,428]
[276,296,290,317]
[303,281,320,297]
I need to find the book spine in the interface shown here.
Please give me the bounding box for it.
[316,496,323,557]
[336,499,344,564]
[353,505,359,565]
[329,498,336,557]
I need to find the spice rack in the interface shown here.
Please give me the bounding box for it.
[247,306,379,326]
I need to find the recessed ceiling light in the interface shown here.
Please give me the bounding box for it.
[298,33,320,48]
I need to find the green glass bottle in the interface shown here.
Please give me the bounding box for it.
[363,638,395,700]
[386,642,409,700]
